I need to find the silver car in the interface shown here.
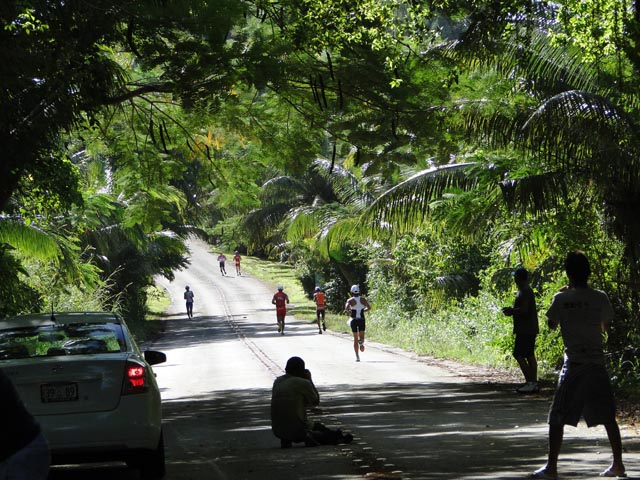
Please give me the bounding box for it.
[0,312,166,479]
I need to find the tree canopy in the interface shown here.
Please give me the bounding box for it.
[3,1,640,389]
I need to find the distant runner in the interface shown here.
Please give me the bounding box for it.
[313,286,326,334]
[344,285,371,362]
[217,253,227,276]
[272,285,290,335]
[233,251,242,276]
[184,285,194,319]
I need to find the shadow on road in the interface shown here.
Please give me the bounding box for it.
[150,315,341,351]
[153,377,639,479]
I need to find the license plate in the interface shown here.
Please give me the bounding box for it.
[41,383,78,403]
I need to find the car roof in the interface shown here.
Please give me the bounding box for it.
[0,312,123,329]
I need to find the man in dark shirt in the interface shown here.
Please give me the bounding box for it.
[0,368,50,479]
[503,267,539,393]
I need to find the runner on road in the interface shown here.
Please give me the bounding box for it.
[272,285,290,335]
[184,285,194,318]
[233,251,242,276]
[344,285,371,362]
[217,253,227,276]
[313,286,326,334]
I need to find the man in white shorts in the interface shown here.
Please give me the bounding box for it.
[530,251,625,479]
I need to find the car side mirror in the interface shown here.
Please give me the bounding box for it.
[144,350,167,366]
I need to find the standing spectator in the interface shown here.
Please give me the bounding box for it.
[272,285,290,335]
[313,286,326,334]
[271,357,353,448]
[0,369,50,480]
[217,253,227,276]
[530,251,625,479]
[502,267,539,393]
[233,251,242,276]
[344,285,371,362]
[184,285,194,319]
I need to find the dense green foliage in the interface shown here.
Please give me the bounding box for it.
[2,0,640,398]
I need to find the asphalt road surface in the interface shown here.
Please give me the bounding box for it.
[50,238,639,480]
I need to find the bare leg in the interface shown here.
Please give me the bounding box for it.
[359,331,365,351]
[604,422,625,475]
[515,356,536,382]
[534,424,563,476]
[528,356,538,382]
[353,333,359,359]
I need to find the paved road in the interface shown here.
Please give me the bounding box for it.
[51,238,639,479]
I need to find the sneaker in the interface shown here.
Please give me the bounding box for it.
[355,356,360,362]
[517,382,539,394]
[319,329,322,334]
[281,330,285,336]
[322,322,326,331]
[358,339,364,345]
[528,467,558,479]
[600,467,627,477]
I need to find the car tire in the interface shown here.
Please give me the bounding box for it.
[131,431,166,479]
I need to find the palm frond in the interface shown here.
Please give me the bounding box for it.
[286,206,322,244]
[494,223,553,266]
[520,90,640,176]
[319,217,360,261]
[434,272,478,293]
[502,30,600,94]
[363,162,477,233]
[499,171,568,215]
[430,187,502,241]
[311,158,375,207]
[260,176,306,204]
[0,219,61,261]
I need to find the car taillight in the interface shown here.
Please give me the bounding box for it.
[122,361,148,395]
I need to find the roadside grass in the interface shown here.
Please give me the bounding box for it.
[137,285,172,340]
[240,254,317,321]
[147,284,171,316]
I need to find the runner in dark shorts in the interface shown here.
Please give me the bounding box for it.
[344,285,371,362]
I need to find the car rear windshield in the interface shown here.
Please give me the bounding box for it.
[0,323,126,359]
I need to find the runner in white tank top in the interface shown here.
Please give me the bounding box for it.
[344,285,371,362]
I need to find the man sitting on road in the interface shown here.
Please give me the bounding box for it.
[270,357,353,448]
